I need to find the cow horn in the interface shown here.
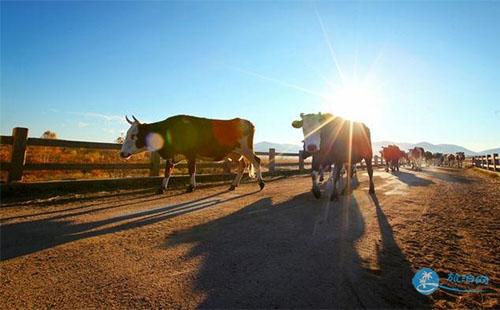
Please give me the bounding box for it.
[132,115,140,123]
[125,115,134,125]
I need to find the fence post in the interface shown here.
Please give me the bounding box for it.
[268,148,276,174]
[8,127,29,183]
[486,154,490,171]
[493,153,498,172]
[149,151,161,176]
[298,150,305,171]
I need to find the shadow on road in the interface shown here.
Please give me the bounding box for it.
[420,169,473,184]
[0,189,259,260]
[164,192,431,308]
[395,171,435,187]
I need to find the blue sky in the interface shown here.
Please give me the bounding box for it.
[1,1,499,151]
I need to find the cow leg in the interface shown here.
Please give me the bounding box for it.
[329,163,343,201]
[241,150,265,190]
[350,165,359,189]
[319,165,325,182]
[366,158,375,194]
[340,164,351,195]
[158,160,174,194]
[229,156,246,191]
[310,170,321,198]
[187,158,196,192]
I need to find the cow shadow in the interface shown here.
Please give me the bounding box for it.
[395,171,435,187]
[164,192,431,308]
[0,190,258,260]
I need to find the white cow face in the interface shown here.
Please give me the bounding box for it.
[120,117,146,159]
[291,113,325,153]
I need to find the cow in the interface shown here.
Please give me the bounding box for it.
[120,115,265,193]
[456,152,465,168]
[291,112,374,200]
[447,153,456,167]
[408,147,425,171]
[380,144,404,172]
[424,151,433,167]
[433,152,444,166]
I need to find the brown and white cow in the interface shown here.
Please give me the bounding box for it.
[408,147,425,171]
[120,115,265,193]
[292,112,374,200]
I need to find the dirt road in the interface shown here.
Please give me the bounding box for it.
[1,167,498,309]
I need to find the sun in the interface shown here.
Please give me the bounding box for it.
[321,76,383,126]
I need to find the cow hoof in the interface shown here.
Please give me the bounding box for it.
[330,192,338,201]
[156,188,165,195]
[258,181,265,191]
[187,185,196,193]
[312,187,321,199]
[229,185,236,191]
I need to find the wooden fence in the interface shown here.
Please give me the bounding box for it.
[470,154,499,172]
[0,127,395,184]
[0,127,315,183]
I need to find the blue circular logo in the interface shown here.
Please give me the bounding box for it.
[412,268,440,295]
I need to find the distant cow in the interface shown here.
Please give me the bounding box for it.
[292,112,374,200]
[447,153,456,167]
[433,153,444,166]
[456,152,465,168]
[408,147,425,171]
[120,115,265,193]
[380,145,404,172]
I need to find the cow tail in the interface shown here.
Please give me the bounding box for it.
[248,161,256,179]
[245,120,256,179]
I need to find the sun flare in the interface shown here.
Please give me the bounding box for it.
[321,77,383,126]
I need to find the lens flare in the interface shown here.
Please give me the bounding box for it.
[146,132,164,151]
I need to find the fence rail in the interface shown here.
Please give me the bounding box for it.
[470,154,499,172]
[0,127,399,184]
[0,127,319,183]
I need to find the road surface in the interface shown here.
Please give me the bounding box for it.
[1,167,499,309]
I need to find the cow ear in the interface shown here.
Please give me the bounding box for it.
[291,120,303,128]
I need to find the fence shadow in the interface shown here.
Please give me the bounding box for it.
[0,189,259,260]
[164,192,431,308]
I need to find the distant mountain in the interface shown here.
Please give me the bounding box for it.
[255,140,499,156]
[373,141,496,156]
[254,141,302,153]
[479,148,500,155]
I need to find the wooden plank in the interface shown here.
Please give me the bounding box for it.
[275,162,299,167]
[149,152,161,176]
[23,163,151,171]
[27,137,122,150]
[8,128,28,182]
[0,135,13,145]
[298,150,304,171]
[268,148,276,173]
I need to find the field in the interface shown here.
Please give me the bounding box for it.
[1,166,498,309]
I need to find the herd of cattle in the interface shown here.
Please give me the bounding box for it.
[120,113,466,201]
[379,144,466,172]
